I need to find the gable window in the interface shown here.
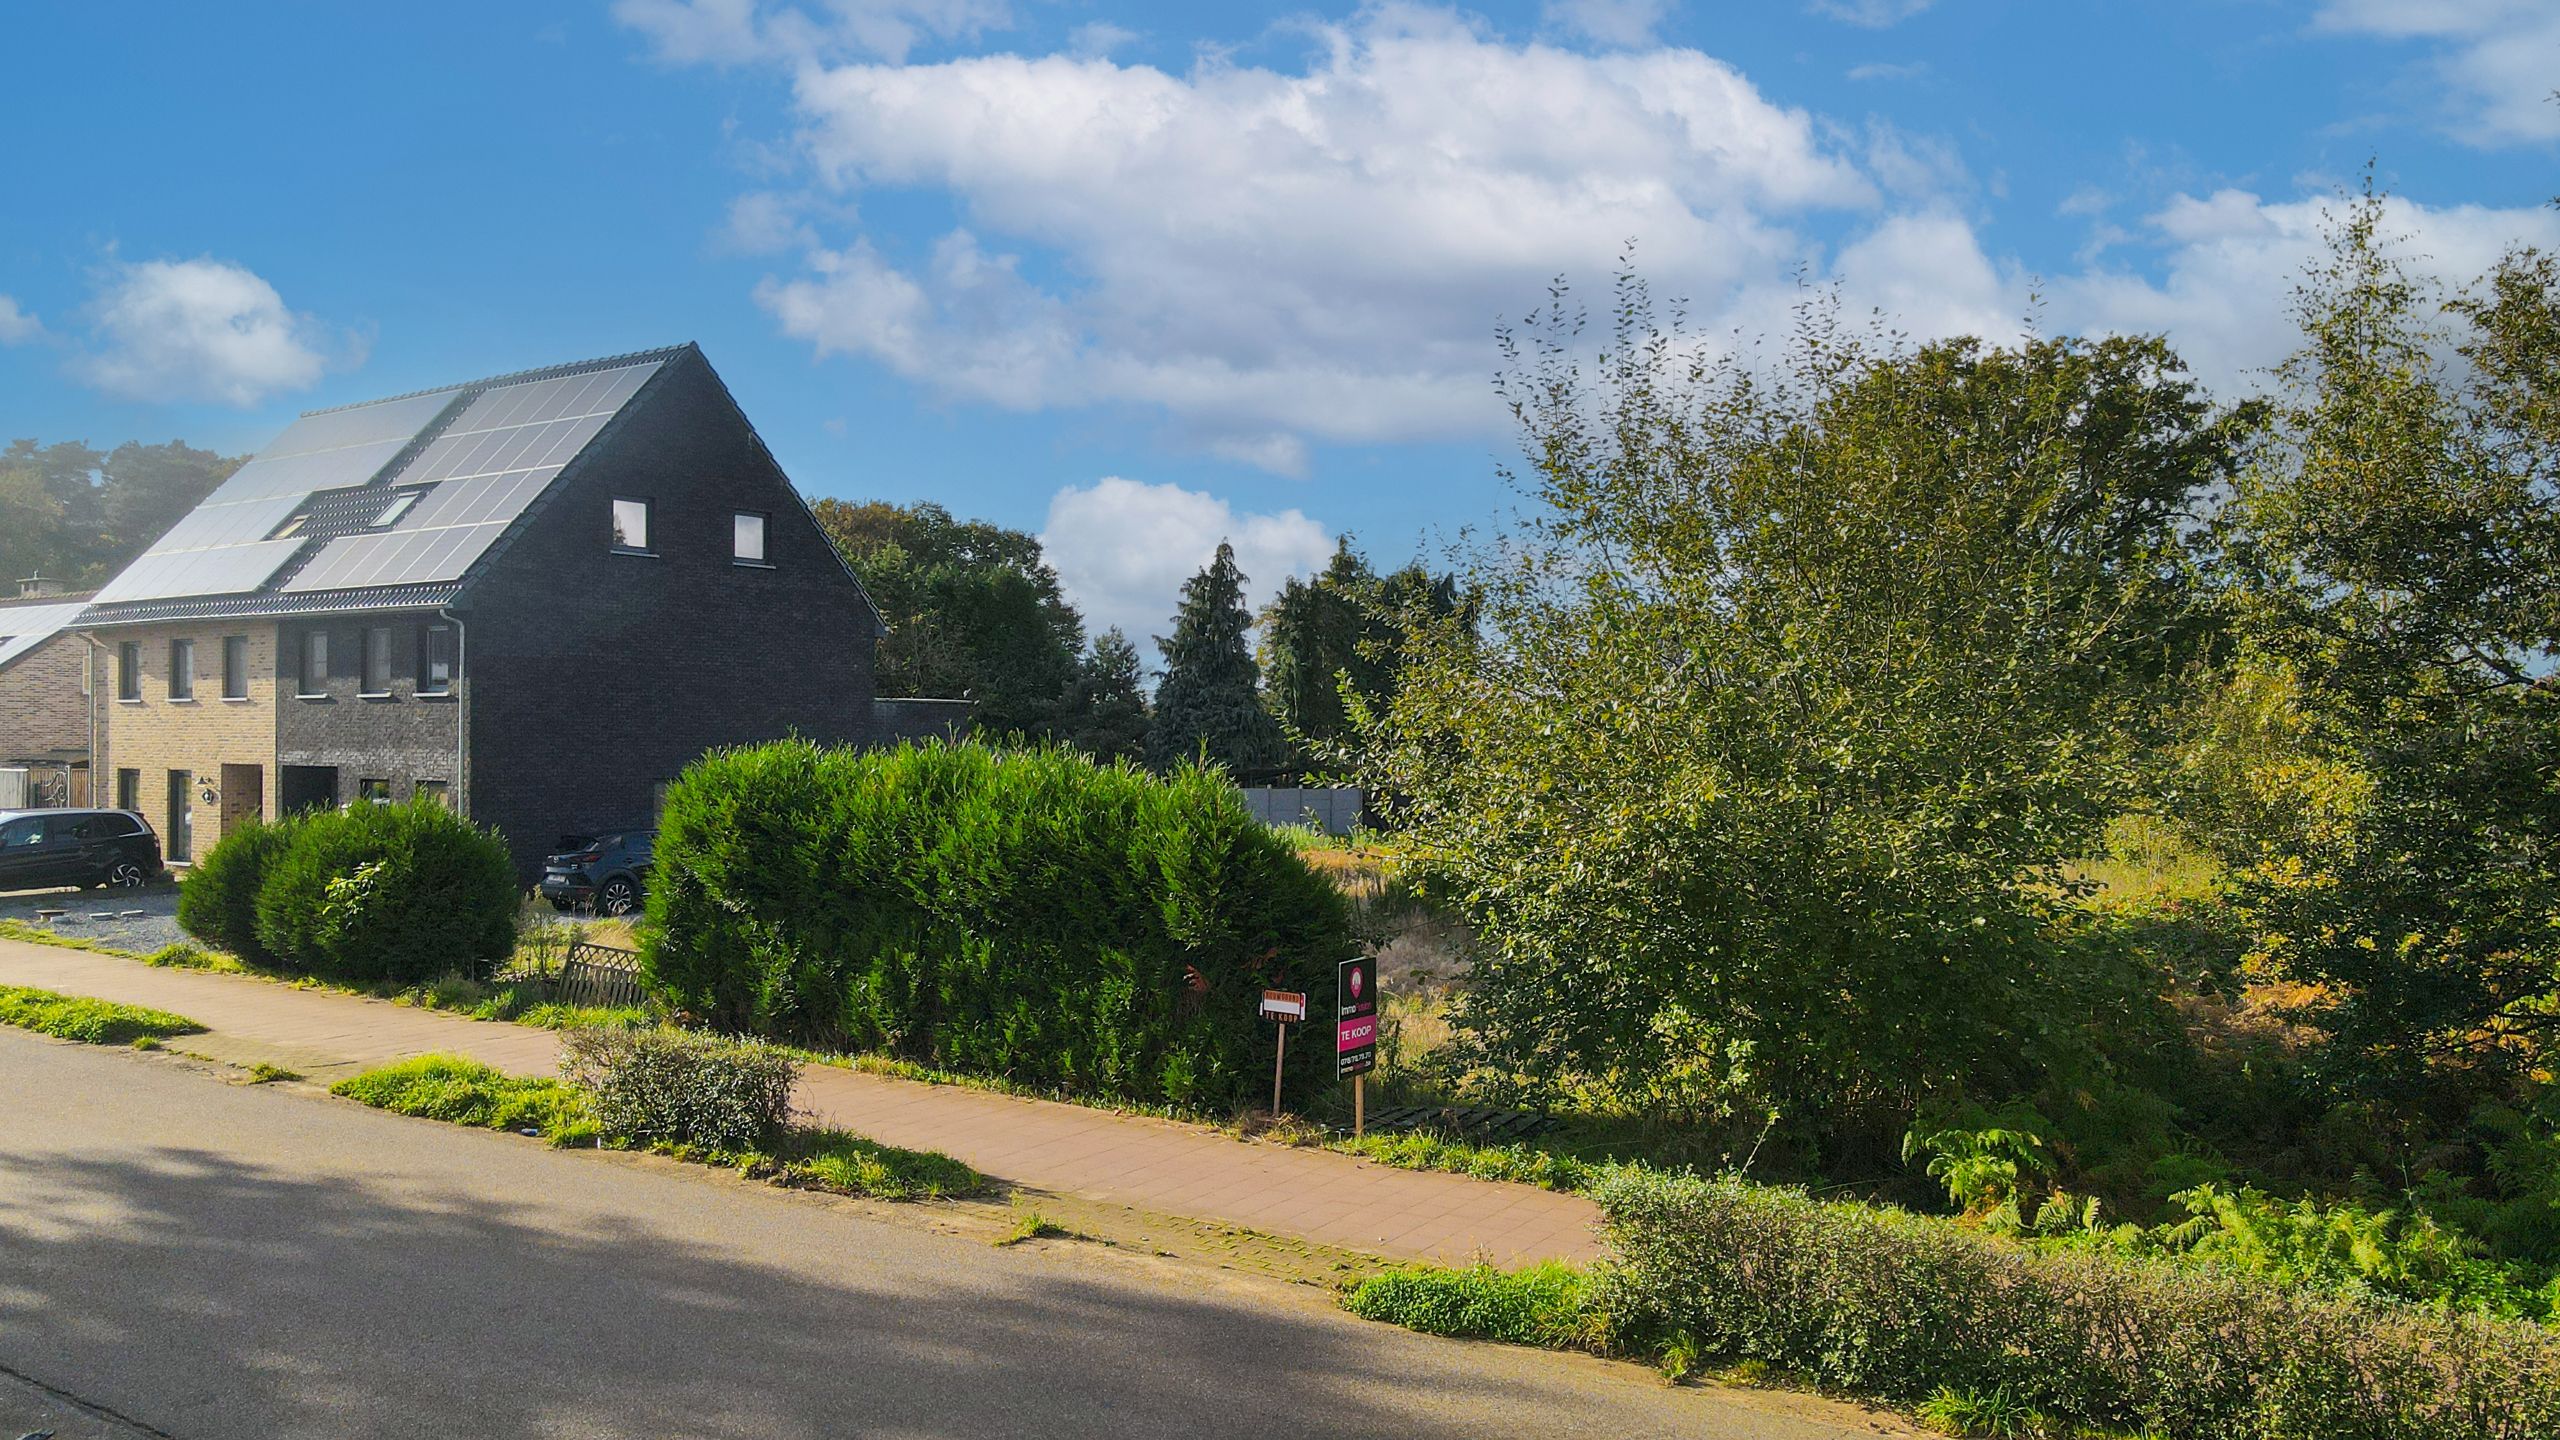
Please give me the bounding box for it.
[117,642,139,701]
[362,626,393,696]
[222,635,250,701]
[299,630,329,698]
[733,511,769,566]
[419,623,455,696]
[168,638,195,701]
[612,497,651,553]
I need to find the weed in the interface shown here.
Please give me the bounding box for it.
[0,984,204,1045]
[1919,1385,2058,1438]
[246,1062,301,1084]
[761,1128,988,1201]
[1341,1262,1593,1348]
[131,1035,162,1051]
[996,1209,1072,1246]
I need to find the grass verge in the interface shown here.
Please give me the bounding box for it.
[0,983,205,1045]
[328,1056,987,1202]
[330,1055,598,1144]
[1342,1262,1595,1349]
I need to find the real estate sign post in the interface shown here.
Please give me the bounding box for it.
[1337,957,1378,1136]
[1261,989,1307,1115]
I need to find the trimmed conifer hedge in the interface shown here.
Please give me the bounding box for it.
[642,740,1355,1108]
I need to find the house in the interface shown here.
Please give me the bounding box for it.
[76,344,886,874]
[0,575,99,806]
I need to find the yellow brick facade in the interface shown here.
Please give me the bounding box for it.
[97,624,282,863]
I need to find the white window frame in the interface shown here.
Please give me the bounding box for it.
[612,496,652,554]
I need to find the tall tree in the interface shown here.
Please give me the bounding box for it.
[0,438,238,587]
[1057,628,1151,764]
[1149,542,1286,776]
[809,498,1086,737]
[2224,192,2560,1122]
[1260,537,1378,761]
[1359,272,2245,1135]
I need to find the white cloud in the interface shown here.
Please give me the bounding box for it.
[0,296,40,345]
[1845,60,1927,81]
[718,190,821,254]
[615,0,1010,65]
[1068,21,1138,58]
[742,6,1875,465]
[2315,0,2560,145]
[1542,0,1671,48]
[2052,188,2560,393]
[73,258,343,407]
[1808,0,1934,28]
[1039,477,1335,654]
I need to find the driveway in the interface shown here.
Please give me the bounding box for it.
[0,883,183,953]
[0,1030,1911,1440]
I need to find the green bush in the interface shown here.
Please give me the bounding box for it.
[177,813,297,964]
[0,984,204,1045]
[642,740,1356,1108]
[251,800,517,984]
[556,1024,796,1153]
[1589,1168,2560,1440]
[1344,1263,1593,1348]
[331,1055,595,1144]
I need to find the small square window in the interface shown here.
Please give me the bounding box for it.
[357,777,392,803]
[415,779,450,809]
[168,638,195,701]
[733,511,768,565]
[612,497,651,553]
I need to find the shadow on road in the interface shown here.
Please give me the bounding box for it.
[0,1136,1649,1440]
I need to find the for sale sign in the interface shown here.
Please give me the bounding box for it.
[1336,956,1377,1078]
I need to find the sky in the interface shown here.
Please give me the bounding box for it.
[4,1,2556,651]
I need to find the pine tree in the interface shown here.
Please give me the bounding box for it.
[1148,542,1286,776]
[1261,536,1378,760]
[1059,628,1150,764]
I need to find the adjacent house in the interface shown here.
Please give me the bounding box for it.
[77,344,886,874]
[0,576,99,806]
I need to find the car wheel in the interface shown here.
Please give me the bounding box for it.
[104,859,146,889]
[548,898,574,913]
[600,876,639,916]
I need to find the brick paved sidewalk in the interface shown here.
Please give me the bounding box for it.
[0,937,1601,1265]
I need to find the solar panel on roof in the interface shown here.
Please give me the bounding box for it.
[90,538,306,605]
[281,360,661,595]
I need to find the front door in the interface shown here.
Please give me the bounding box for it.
[220,763,264,839]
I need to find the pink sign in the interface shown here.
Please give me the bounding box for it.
[1337,1015,1377,1053]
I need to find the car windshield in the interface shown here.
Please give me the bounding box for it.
[552,834,597,854]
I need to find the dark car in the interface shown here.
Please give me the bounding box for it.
[0,809,161,892]
[540,828,654,915]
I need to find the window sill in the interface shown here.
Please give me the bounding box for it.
[296,693,333,703]
[358,692,395,701]
[167,697,198,705]
[611,547,658,558]
[115,698,141,706]
[417,691,454,702]
[221,696,252,704]
[733,560,776,570]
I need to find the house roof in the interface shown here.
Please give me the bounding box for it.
[0,599,92,671]
[78,346,691,627]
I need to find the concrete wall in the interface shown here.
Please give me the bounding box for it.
[1241,786,1366,837]
[95,623,282,861]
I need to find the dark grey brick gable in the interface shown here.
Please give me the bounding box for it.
[452,346,880,874]
[276,611,462,800]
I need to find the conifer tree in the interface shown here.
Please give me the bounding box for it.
[1148,542,1286,776]
[1059,628,1151,764]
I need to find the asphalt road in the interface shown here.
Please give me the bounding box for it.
[0,1030,1905,1440]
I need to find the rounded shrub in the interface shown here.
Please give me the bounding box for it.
[177,813,299,964]
[252,799,518,984]
[642,739,1356,1108]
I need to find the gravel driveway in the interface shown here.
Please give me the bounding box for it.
[0,883,185,954]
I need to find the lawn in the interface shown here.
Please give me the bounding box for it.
[0,984,204,1046]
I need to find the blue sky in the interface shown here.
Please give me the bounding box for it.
[4,1,2555,645]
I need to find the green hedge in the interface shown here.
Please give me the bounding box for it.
[1590,1169,2560,1440]
[176,814,296,965]
[643,740,1355,1108]
[177,799,517,984]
